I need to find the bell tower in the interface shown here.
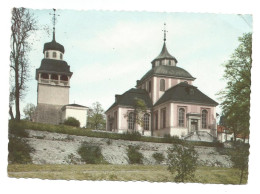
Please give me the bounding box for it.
[34,9,73,124]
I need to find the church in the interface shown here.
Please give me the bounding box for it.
[105,25,218,142]
[33,9,88,127]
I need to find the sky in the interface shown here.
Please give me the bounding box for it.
[1,0,260,193]
[21,10,252,116]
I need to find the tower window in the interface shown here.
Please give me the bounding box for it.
[60,75,68,81]
[51,74,58,80]
[160,79,165,91]
[60,53,63,60]
[41,73,48,79]
[53,52,57,58]
[202,110,208,129]
[178,108,185,127]
[46,51,49,58]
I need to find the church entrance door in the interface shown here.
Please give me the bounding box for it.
[191,119,198,132]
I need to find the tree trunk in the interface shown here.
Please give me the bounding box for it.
[9,105,15,120]
[15,66,20,121]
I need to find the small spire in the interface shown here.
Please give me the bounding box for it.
[49,8,59,41]
[162,23,168,42]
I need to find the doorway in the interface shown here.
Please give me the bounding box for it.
[191,119,198,132]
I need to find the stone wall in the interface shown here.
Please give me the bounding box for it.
[25,130,232,167]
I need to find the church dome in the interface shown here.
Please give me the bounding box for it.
[43,32,65,54]
[140,65,195,82]
[152,42,178,64]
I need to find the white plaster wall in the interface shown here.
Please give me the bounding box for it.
[45,50,64,60]
[64,108,87,128]
[38,84,69,105]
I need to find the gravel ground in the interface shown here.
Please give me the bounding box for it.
[25,129,232,167]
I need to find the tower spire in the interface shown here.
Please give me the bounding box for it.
[50,8,59,41]
[163,23,168,42]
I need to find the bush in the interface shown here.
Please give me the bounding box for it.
[152,152,165,164]
[162,134,182,144]
[77,142,106,164]
[167,144,198,182]
[64,117,80,127]
[126,145,144,164]
[8,137,34,164]
[9,121,29,138]
[121,131,142,141]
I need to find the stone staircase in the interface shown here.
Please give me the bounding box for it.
[33,103,63,125]
[183,131,216,142]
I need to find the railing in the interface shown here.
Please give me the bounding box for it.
[39,78,69,86]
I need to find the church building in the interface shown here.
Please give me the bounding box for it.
[105,25,218,142]
[33,9,88,127]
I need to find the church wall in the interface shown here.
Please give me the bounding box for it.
[38,84,69,105]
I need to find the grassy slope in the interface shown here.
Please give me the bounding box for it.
[8,164,247,184]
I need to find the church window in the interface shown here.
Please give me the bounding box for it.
[202,110,208,129]
[46,51,49,58]
[148,81,152,93]
[161,108,166,128]
[178,108,185,127]
[60,53,63,60]
[160,79,165,91]
[128,112,134,130]
[114,111,117,130]
[143,113,150,130]
[53,52,57,58]
[154,111,158,130]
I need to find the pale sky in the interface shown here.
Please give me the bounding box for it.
[23,10,252,115]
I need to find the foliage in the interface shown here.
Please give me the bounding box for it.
[162,134,182,144]
[77,142,107,164]
[64,117,80,127]
[167,144,198,182]
[23,103,36,121]
[230,142,249,184]
[218,33,252,141]
[124,98,148,133]
[87,102,106,130]
[121,131,142,141]
[126,145,144,164]
[10,8,38,121]
[8,137,34,164]
[152,152,165,164]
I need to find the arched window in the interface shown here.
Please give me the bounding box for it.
[160,79,165,91]
[143,114,150,130]
[53,52,57,58]
[51,74,58,80]
[60,75,68,81]
[202,110,208,129]
[60,53,63,60]
[128,112,134,130]
[41,73,48,79]
[46,51,49,58]
[178,108,185,127]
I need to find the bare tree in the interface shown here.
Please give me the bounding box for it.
[10,8,37,121]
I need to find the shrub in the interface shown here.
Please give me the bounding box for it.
[162,134,182,144]
[121,131,142,141]
[126,145,143,164]
[64,117,80,127]
[77,142,106,164]
[167,144,198,182]
[8,137,34,164]
[152,152,165,164]
[8,121,29,138]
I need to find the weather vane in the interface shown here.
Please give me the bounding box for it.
[49,9,60,40]
[162,23,168,42]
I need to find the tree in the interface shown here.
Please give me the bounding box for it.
[10,8,37,121]
[124,98,148,133]
[218,33,252,142]
[167,144,198,182]
[230,142,249,184]
[23,103,36,121]
[87,102,106,130]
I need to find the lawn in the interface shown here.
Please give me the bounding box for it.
[8,164,247,184]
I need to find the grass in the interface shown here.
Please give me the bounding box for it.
[7,164,247,184]
[9,120,223,148]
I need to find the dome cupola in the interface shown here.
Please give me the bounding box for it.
[151,23,178,68]
[43,31,65,54]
